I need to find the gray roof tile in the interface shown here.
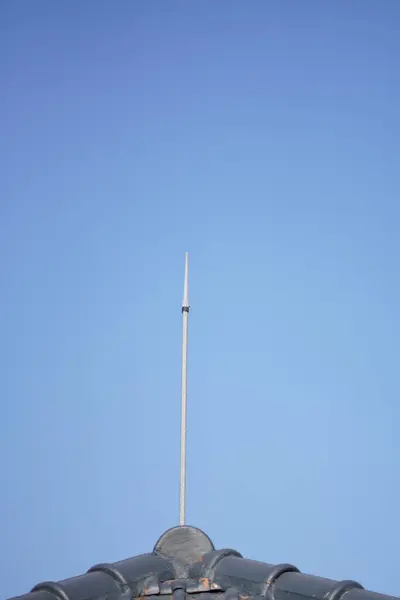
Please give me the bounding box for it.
[8,526,398,600]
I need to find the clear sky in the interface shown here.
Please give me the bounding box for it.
[1,1,399,598]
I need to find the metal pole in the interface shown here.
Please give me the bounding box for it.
[180,252,189,525]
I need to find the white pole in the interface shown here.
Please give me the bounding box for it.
[180,252,189,526]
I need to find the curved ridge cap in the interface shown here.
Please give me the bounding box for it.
[153,525,215,555]
[111,551,175,587]
[87,563,128,586]
[326,580,364,600]
[112,551,173,569]
[262,563,300,599]
[203,549,243,574]
[30,582,69,600]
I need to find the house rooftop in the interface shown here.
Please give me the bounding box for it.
[8,525,398,600]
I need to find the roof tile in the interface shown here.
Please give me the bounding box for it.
[7,526,398,600]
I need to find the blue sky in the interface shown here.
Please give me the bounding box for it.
[1,1,399,597]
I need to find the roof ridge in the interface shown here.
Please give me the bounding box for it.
[8,526,398,600]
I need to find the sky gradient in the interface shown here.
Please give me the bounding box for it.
[1,2,400,598]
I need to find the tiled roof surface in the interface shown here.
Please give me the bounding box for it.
[8,526,398,600]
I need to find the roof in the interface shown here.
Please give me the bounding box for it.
[8,525,398,600]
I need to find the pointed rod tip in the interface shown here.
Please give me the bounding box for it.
[182,252,189,309]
